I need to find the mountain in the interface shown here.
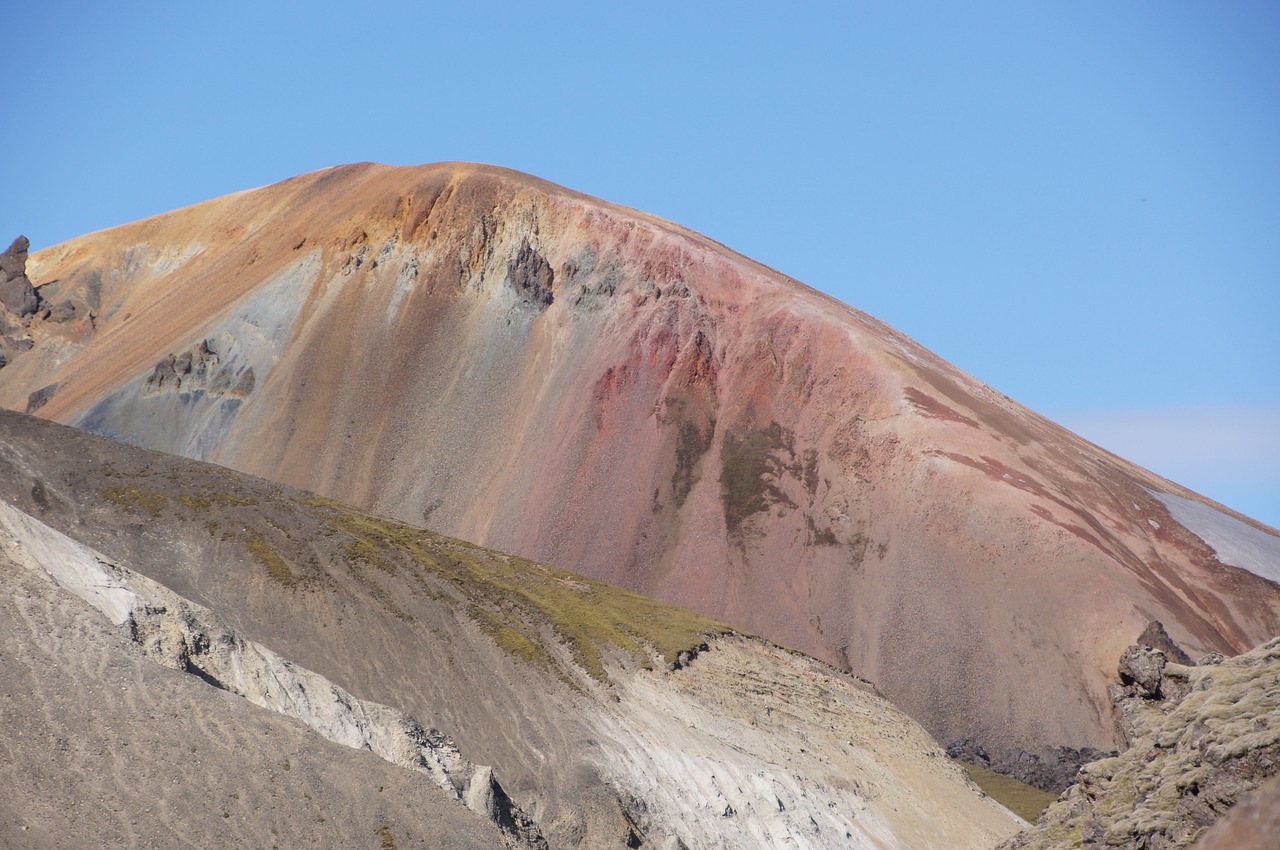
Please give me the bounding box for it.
[2,162,1278,780]
[0,410,1022,849]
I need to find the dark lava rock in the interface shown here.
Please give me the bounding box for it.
[0,235,28,279]
[0,235,40,317]
[508,240,555,307]
[1138,620,1192,665]
[947,738,1116,794]
[26,383,57,413]
[1119,645,1167,698]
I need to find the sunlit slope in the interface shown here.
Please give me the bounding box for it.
[5,162,1278,767]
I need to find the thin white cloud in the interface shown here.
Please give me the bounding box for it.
[1052,404,1280,527]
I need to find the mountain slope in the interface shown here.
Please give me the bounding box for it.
[0,410,1021,849]
[3,161,1278,772]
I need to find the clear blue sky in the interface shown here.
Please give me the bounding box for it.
[4,2,1278,525]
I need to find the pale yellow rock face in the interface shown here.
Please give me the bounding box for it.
[6,162,1280,763]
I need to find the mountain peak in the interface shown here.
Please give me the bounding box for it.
[3,164,1277,782]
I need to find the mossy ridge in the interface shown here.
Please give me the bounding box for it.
[316,503,734,681]
[1003,638,1280,850]
[100,482,306,588]
[103,485,166,517]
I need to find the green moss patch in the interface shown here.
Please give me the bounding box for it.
[319,504,733,681]
[248,533,294,585]
[104,485,166,517]
[959,762,1057,823]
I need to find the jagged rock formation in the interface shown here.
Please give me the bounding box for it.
[145,338,255,398]
[946,739,1115,794]
[1139,620,1193,666]
[1,233,94,382]
[3,163,1279,771]
[0,236,39,317]
[0,410,1022,849]
[1001,635,1280,850]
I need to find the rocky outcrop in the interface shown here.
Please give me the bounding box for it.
[0,235,39,317]
[947,740,1115,794]
[0,234,96,375]
[1139,620,1193,665]
[145,338,255,398]
[507,239,555,307]
[1108,622,1204,748]
[24,383,56,413]
[1000,635,1280,850]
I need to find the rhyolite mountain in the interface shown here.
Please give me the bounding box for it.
[2,162,1278,779]
[0,410,1021,849]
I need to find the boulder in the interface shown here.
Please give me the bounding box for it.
[1118,644,1167,698]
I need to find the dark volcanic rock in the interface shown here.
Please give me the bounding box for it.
[1118,644,1167,697]
[1138,620,1193,665]
[508,240,555,306]
[1109,635,1199,747]
[25,383,57,413]
[0,235,28,278]
[0,235,40,317]
[947,739,1116,794]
